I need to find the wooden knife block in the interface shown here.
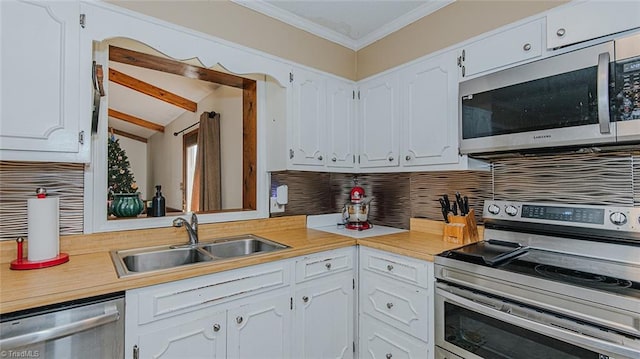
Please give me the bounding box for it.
[443,209,479,244]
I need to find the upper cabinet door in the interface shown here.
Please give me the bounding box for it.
[458,19,542,79]
[289,69,326,167]
[358,73,400,169]
[0,0,88,162]
[400,51,459,167]
[326,78,355,169]
[547,1,640,50]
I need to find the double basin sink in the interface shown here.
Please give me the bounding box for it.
[110,235,289,277]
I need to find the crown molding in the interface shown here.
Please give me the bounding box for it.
[232,0,455,51]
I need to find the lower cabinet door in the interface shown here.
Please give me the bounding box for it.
[293,272,355,359]
[360,315,429,359]
[227,290,291,359]
[135,310,226,359]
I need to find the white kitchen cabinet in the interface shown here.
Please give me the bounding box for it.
[358,72,401,169]
[135,310,227,359]
[288,69,356,171]
[293,247,356,359]
[124,260,291,359]
[400,52,459,167]
[359,246,434,359]
[546,1,640,50]
[289,68,326,167]
[0,0,91,162]
[457,19,543,79]
[293,271,355,359]
[326,77,356,169]
[227,290,292,359]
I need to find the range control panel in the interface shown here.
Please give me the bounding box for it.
[483,200,640,232]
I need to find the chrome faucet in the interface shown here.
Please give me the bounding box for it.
[172,213,198,245]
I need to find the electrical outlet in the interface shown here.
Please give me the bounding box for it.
[270,197,285,213]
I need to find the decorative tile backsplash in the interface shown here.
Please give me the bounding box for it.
[0,150,638,238]
[271,150,640,228]
[0,161,84,239]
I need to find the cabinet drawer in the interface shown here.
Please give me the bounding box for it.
[360,247,431,288]
[131,261,289,325]
[361,271,429,340]
[360,314,428,359]
[295,247,354,283]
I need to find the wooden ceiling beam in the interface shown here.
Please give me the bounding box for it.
[109,127,148,143]
[108,108,165,133]
[109,68,197,112]
[109,45,249,89]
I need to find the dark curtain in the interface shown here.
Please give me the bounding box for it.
[191,111,221,211]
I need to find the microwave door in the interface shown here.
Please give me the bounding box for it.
[459,41,616,154]
[613,33,640,144]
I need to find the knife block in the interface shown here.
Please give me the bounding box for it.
[443,209,479,244]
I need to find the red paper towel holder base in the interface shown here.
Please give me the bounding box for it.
[10,237,69,270]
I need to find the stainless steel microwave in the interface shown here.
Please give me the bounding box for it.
[459,32,640,155]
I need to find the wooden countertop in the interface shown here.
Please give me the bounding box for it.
[0,216,480,314]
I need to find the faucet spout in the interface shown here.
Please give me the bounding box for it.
[172,214,199,245]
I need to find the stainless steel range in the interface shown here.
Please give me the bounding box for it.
[434,200,640,359]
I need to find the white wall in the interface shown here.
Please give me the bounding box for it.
[212,86,243,209]
[116,135,148,199]
[148,86,243,211]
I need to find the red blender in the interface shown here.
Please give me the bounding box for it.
[342,179,372,230]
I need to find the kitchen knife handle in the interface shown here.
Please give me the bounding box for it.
[463,196,470,215]
[439,198,449,223]
[452,202,458,216]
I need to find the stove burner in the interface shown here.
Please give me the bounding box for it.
[534,264,633,289]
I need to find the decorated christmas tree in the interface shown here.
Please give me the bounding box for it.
[108,135,138,199]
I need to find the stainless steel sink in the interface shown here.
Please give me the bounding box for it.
[121,247,213,273]
[199,236,288,258]
[111,234,288,277]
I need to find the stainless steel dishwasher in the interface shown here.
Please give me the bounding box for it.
[0,292,124,358]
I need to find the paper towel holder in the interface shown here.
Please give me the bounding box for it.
[10,238,69,270]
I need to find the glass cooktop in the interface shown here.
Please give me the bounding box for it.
[441,240,640,299]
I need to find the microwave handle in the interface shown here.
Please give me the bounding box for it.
[597,52,611,134]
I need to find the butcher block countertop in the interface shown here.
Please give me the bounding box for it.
[0,216,480,314]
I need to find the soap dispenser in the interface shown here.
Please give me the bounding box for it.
[151,185,166,217]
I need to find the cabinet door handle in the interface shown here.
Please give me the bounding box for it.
[317,155,323,161]
[388,156,394,162]
[325,262,332,270]
[213,323,221,332]
[523,43,531,51]
[556,28,566,37]
[236,316,243,324]
[405,155,411,161]
[387,264,393,271]
[331,157,337,162]
[461,65,465,77]
[289,149,294,159]
[386,354,393,359]
[386,302,394,309]
[302,296,309,303]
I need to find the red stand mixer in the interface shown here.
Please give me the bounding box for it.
[342,179,373,230]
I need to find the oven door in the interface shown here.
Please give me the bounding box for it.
[435,283,640,359]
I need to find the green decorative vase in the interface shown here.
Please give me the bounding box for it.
[110,193,144,218]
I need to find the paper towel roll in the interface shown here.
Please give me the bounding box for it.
[27,197,59,261]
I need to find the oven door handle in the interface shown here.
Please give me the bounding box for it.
[437,289,640,358]
[0,304,120,349]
